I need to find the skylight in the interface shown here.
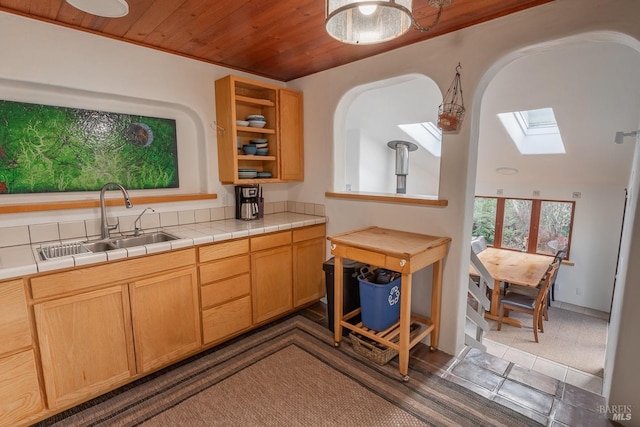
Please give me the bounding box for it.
[497,107,565,155]
[397,122,442,157]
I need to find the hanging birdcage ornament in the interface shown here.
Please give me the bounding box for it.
[437,63,465,132]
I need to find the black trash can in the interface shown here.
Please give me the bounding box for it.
[323,257,366,336]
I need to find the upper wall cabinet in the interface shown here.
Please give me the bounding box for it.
[214,75,304,184]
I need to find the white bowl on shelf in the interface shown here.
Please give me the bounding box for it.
[236,120,250,126]
[248,120,266,128]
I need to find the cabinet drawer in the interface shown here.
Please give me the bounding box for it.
[199,239,249,263]
[199,255,249,285]
[31,249,196,300]
[0,279,32,355]
[202,296,252,344]
[201,274,250,308]
[293,224,326,243]
[251,231,291,252]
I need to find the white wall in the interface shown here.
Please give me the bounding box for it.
[0,12,291,227]
[286,0,640,411]
[605,133,640,424]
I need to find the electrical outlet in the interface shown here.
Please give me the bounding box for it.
[533,190,541,197]
[576,288,582,295]
[572,192,582,199]
[496,188,503,195]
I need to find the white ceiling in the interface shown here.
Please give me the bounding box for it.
[478,41,640,187]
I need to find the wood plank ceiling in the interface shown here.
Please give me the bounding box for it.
[0,0,553,82]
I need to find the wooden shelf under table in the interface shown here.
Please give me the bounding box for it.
[340,308,434,351]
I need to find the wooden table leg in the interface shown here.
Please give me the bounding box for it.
[398,272,412,380]
[430,259,443,350]
[333,256,344,345]
[490,279,501,316]
[485,278,522,327]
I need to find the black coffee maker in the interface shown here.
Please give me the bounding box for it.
[235,185,261,220]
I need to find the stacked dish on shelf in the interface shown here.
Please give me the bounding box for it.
[250,138,269,156]
[246,114,266,128]
[257,171,272,178]
[238,168,258,179]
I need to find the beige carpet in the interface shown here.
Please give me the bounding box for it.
[36,315,540,427]
[484,306,607,376]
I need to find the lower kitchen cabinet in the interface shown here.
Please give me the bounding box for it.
[293,224,326,308]
[0,279,43,426]
[0,350,43,426]
[251,232,293,324]
[34,285,135,409]
[130,267,201,374]
[199,239,252,344]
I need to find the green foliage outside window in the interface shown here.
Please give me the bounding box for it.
[472,197,496,245]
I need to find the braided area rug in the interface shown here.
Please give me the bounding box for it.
[35,315,540,426]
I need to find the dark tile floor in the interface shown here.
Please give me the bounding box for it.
[302,302,619,427]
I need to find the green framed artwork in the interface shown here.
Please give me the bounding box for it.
[0,100,179,194]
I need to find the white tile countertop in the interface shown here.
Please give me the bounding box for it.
[0,212,327,281]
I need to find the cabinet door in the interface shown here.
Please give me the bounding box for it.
[293,236,326,307]
[0,350,44,425]
[251,245,293,324]
[130,268,201,374]
[34,286,135,409]
[279,88,304,181]
[0,279,32,355]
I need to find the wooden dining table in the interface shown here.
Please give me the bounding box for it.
[472,247,551,327]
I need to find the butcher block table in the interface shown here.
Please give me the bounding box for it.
[327,227,451,381]
[475,247,551,327]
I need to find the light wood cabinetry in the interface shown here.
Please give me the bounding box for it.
[293,224,326,308]
[35,286,135,409]
[199,239,252,344]
[251,231,293,324]
[279,88,304,181]
[130,268,200,374]
[31,249,198,411]
[8,224,326,425]
[0,279,43,426]
[214,75,303,184]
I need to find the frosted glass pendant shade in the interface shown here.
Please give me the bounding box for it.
[65,0,129,18]
[326,0,413,44]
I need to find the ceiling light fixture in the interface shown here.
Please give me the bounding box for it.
[65,0,129,18]
[496,167,519,175]
[325,0,452,45]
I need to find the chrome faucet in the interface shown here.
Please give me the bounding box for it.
[100,182,133,240]
[133,207,155,236]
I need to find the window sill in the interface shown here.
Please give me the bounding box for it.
[325,191,448,207]
[0,193,217,214]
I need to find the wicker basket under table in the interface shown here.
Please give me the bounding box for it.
[349,322,422,365]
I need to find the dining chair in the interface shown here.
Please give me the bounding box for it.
[471,236,488,254]
[497,261,559,343]
[503,247,566,310]
[549,248,567,303]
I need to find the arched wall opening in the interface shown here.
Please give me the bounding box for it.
[333,74,442,197]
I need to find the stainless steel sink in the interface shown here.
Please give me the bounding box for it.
[82,241,118,253]
[108,232,178,249]
[39,232,179,260]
